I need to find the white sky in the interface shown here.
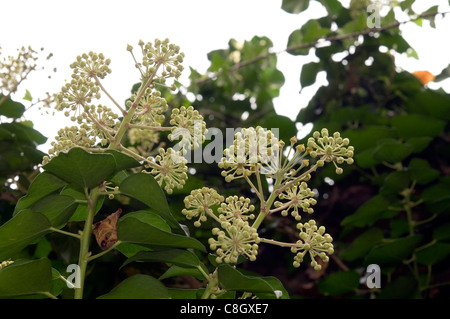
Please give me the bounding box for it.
[2,0,450,150]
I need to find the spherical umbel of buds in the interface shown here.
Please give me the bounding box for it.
[307,128,354,175]
[169,106,207,151]
[182,187,225,227]
[218,196,256,222]
[208,218,260,264]
[70,51,112,80]
[147,148,188,194]
[291,220,334,270]
[274,181,317,220]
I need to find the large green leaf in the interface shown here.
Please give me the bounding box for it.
[416,242,450,266]
[0,95,26,118]
[391,114,445,138]
[341,195,391,227]
[105,150,140,171]
[408,158,439,185]
[43,148,117,189]
[14,172,67,215]
[364,235,423,266]
[373,139,414,164]
[217,264,288,299]
[318,271,360,296]
[0,210,51,261]
[122,249,208,276]
[340,228,384,261]
[159,265,205,281]
[287,20,329,55]
[0,258,52,298]
[31,194,77,227]
[119,173,179,229]
[300,61,322,88]
[117,212,205,252]
[97,274,170,299]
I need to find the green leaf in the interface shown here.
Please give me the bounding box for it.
[97,274,170,299]
[433,224,450,242]
[340,228,384,261]
[119,173,180,229]
[118,212,206,252]
[408,158,439,185]
[364,235,423,266]
[421,183,450,214]
[0,210,51,261]
[23,90,33,102]
[318,0,342,16]
[14,172,67,214]
[416,242,450,266]
[217,264,288,299]
[43,148,116,189]
[287,20,329,55]
[0,95,25,118]
[122,249,208,276]
[434,63,450,82]
[391,114,445,138]
[159,265,205,281]
[341,195,391,227]
[343,126,396,152]
[31,194,77,227]
[373,139,413,164]
[281,0,309,14]
[300,62,322,88]
[380,170,410,195]
[318,271,360,296]
[405,90,450,121]
[0,122,47,146]
[168,288,200,299]
[105,150,141,171]
[0,258,52,298]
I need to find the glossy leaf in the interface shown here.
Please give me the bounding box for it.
[119,173,179,229]
[364,235,423,266]
[416,242,450,266]
[159,265,205,281]
[98,274,170,299]
[340,228,384,261]
[14,172,67,214]
[0,210,51,261]
[281,0,309,14]
[391,114,445,138]
[117,212,206,252]
[341,195,391,227]
[217,264,288,299]
[31,194,77,227]
[0,258,52,298]
[300,62,322,88]
[122,249,206,271]
[0,95,25,118]
[43,148,116,189]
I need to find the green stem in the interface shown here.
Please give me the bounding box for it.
[50,227,81,239]
[74,187,100,299]
[201,269,219,299]
[87,240,122,262]
[108,63,162,150]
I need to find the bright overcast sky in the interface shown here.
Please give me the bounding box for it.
[2,0,450,150]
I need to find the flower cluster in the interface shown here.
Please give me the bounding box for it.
[218,127,279,182]
[208,218,260,264]
[169,106,207,151]
[129,88,168,127]
[70,51,112,80]
[307,128,354,175]
[147,148,188,194]
[218,196,255,222]
[182,187,224,227]
[0,46,38,96]
[274,182,317,220]
[291,220,334,270]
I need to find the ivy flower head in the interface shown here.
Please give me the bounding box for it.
[218,196,256,222]
[307,128,354,175]
[129,39,185,80]
[147,147,188,194]
[129,88,168,127]
[218,126,280,182]
[70,51,112,80]
[79,104,120,145]
[291,220,334,270]
[208,218,260,264]
[182,187,224,227]
[55,78,100,117]
[169,106,207,151]
[275,181,317,220]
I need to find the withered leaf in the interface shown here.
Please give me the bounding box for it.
[93,208,122,250]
